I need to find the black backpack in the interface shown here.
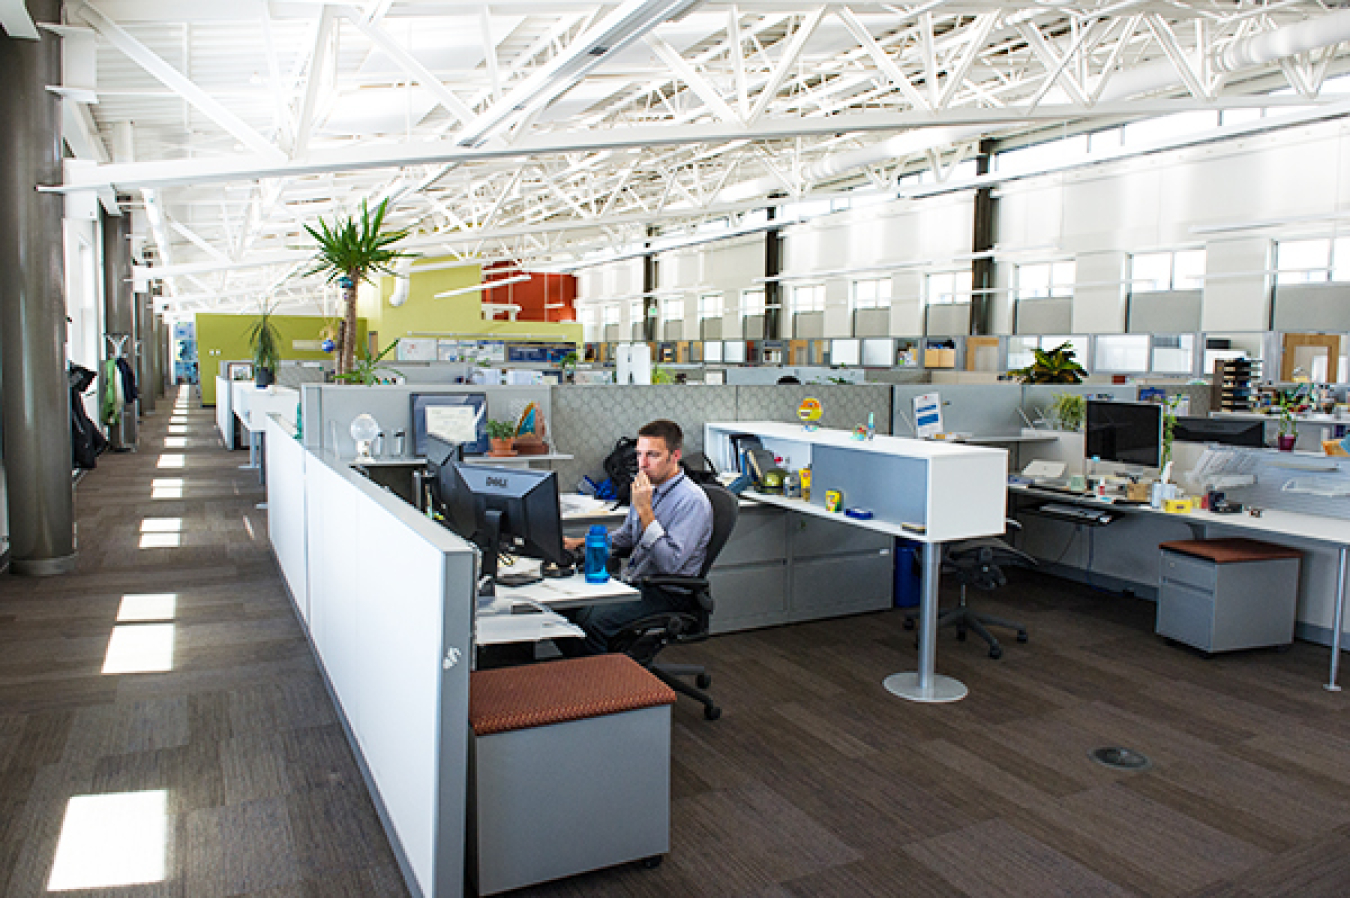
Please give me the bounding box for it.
[602,436,639,505]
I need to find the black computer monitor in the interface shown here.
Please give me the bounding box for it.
[1085,400,1163,468]
[410,392,488,458]
[433,462,568,596]
[1172,416,1266,448]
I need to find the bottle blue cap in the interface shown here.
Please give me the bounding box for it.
[588,524,606,535]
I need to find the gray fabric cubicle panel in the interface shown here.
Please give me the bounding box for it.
[891,384,1024,438]
[700,318,722,340]
[1014,298,1072,333]
[1020,384,1137,426]
[549,385,738,490]
[1128,290,1201,333]
[1272,283,1350,332]
[549,383,892,489]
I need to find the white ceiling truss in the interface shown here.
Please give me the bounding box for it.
[37,0,1350,311]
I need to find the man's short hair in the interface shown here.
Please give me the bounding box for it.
[638,419,683,453]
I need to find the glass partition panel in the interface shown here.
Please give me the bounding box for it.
[1203,333,1262,373]
[861,338,893,366]
[1095,334,1150,372]
[704,341,723,363]
[831,339,861,366]
[723,341,745,364]
[1151,334,1194,374]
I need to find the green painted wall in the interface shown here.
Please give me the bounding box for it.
[196,313,368,406]
[364,259,582,351]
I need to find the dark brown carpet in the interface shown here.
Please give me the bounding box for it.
[5,387,1350,898]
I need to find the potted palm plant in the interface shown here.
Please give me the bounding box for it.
[304,199,411,377]
[249,302,282,387]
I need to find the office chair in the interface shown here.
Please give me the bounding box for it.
[610,482,738,720]
[904,526,1035,659]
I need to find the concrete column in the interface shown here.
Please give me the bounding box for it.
[102,211,137,444]
[0,0,77,576]
[136,290,155,414]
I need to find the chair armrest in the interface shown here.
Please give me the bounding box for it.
[638,574,709,591]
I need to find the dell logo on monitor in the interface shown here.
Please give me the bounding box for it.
[486,476,509,488]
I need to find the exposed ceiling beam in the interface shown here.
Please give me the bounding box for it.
[53,95,1336,193]
[72,0,285,162]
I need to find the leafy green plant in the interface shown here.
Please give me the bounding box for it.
[304,198,411,377]
[248,302,282,376]
[1049,392,1086,431]
[652,364,675,385]
[486,418,516,441]
[334,338,402,386]
[1275,389,1307,437]
[1008,342,1087,385]
[1161,394,1183,467]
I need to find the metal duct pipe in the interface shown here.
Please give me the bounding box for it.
[1214,8,1350,73]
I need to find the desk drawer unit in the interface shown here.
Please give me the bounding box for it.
[1156,538,1301,653]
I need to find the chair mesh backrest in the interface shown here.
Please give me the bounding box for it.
[699,483,738,577]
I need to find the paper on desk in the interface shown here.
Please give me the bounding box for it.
[559,494,615,517]
[477,612,583,645]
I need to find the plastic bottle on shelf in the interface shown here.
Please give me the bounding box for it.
[584,525,610,584]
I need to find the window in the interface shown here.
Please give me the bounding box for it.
[1015,261,1075,300]
[602,305,619,326]
[660,296,684,323]
[628,299,644,323]
[851,277,892,311]
[741,288,765,317]
[792,284,826,314]
[1130,249,1205,292]
[1276,237,1350,285]
[926,270,973,305]
[698,292,723,320]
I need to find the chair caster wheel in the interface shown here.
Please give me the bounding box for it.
[903,617,915,631]
[955,628,967,642]
[641,855,663,869]
[696,673,712,689]
[1016,631,1029,643]
[988,645,1003,660]
[704,705,722,720]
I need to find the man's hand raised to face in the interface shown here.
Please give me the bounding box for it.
[631,471,655,529]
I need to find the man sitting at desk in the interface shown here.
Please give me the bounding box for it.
[561,419,713,655]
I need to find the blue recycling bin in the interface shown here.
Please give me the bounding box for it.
[894,538,922,608]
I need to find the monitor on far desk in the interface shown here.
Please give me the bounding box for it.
[1085,399,1162,471]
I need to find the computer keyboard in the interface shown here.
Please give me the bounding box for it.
[1038,502,1115,525]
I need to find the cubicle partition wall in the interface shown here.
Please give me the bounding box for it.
[891,384,1024,438]
[301,383,553,459]
[215,376,234,446]
[266,421,475,898]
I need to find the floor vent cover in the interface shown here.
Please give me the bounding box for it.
[1089,747,1153,771]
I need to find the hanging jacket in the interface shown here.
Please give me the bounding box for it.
[102,358,123,425]
[70,363,107,468]
[116,356,139,402]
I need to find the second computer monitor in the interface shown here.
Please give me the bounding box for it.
[1172,416,1266,448]
[1085,400,1163,468]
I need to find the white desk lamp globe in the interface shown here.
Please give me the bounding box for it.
[350,413,381,461]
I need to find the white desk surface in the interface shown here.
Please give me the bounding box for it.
[741,490,932,541]
[716,420,1004,460]
[476,571,638,645]
[1010,483,1350,547]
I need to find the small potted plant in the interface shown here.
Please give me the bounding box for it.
[1008,342,1087,384]
[1049,392,1086,431]
[1275,390,1303,450]
[486,419,517,456]
[249,302,281,387]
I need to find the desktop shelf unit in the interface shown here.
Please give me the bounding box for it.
[703,422,1009,543]
[1212,358,1261,412]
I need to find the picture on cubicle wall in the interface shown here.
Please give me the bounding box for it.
[411,393,489,458]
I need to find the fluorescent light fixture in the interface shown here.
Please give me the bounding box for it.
[754,245,1059,283]
[156,455,185,469]
[102,624,175,674]
[435,274,531,299]
[48,791,169,890]
[117,594,177,622]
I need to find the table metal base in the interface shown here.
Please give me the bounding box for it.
[883,672,968,703]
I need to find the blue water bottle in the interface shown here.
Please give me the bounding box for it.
[584,525,610,583]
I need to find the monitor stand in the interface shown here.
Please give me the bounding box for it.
[477,509,503,601]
